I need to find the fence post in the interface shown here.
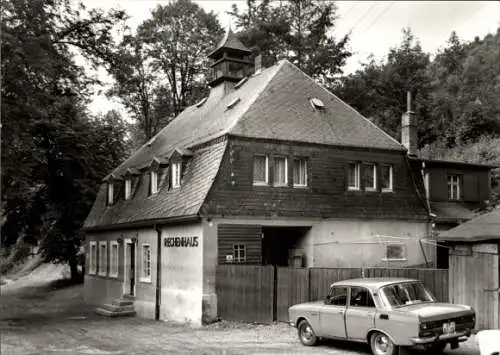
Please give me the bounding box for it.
[272,265,277,321]
[307,268,312,301]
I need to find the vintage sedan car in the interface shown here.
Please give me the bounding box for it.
[289,278,475,355]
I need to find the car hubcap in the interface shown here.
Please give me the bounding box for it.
[374,334,393,354]
[301,325,313,341]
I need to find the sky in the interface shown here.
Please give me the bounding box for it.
[82,0,500,117]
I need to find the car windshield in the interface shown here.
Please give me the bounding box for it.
[380,282,436,307]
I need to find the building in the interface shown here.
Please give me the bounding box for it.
[437,207,500,330]
[83,29,435,325]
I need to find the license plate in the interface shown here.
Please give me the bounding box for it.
[443,321,456,334]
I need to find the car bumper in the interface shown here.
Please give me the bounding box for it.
[411,330,471,345]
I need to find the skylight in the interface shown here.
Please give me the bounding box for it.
[226,97,241,110]
[309,97,325,110]
[234,77,248,89]
[196,97,208,107]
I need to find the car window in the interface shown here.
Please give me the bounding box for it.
[349,287,375,308]
[328,287,348,306]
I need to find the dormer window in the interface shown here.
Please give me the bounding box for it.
[150,170,158,194]
[309,97,325,110]
[107,183,114,205]
[171,162,181,188]
[124,178,132,200]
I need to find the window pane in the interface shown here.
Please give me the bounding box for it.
[294,159,307,186]
[350,287,375,307]
[348,163,358,188]
[386,244,405,259]
[274,157,287,185]
[381,165,392,190]
[329,287,348,306]
[253,156,266,183]
[363,163,375,190]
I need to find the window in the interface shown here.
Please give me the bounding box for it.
[327,286,348,306]
[293,158,307,187]
[109,241,119,277]
[253,155,268,185]
[383,243,407,261]
[380,164,393,192]
[141,244,151,282]
[107,183,114,205]
[350,287,375,308]
[448,175,461,200]
[233,244,246,263]
[89,241,97,275]
[98,241,107,276]
[309,97,325,110]
[273,156,288,186]
[124,179,132,200]
[347,163,360,190]
[362,163,376,191]
[150,170,158,194]
[171,162,181,188]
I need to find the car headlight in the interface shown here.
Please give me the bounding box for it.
[420,323,428,330]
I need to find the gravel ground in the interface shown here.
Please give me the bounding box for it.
[0,282,481,355]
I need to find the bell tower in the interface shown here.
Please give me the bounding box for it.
[207,28,252,88]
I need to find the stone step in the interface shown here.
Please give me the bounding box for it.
[101,303,135,313]
[95,307,136,318]
[111,299,134,307]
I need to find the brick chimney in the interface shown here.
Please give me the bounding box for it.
[401,91,417,156]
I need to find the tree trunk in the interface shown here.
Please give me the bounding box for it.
[68,253,80,283]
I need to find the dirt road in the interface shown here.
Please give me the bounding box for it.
[0,282,480,355]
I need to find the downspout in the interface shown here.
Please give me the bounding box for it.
[155,224,162,320]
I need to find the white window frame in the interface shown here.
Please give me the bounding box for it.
[253,155,269,186]
[171,162,181,188]
[363,163,377,191]
[124,179,132,200]
[98,241,108,276]
[140,244,152,283]
[150,170,158,194]
[424,172,430,200]
[107,183,114,205]
[382,243,407,261]
[273,156,288,187]
[448,175,461,201]
[347,163,360,191]
[89,241,97,275]
[109,241,119,278]
[233,244,246,263]
[293,158,308,187]
[381,164,394,192]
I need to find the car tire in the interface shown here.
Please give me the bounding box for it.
[370,331,398,355]
[297,320,317,346]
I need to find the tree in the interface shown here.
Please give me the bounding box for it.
[1,0,128,280]
[137,0,223,115]
[229,0,351,81]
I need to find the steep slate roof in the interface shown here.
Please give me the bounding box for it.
[437,208,500,242]
[207,28,251,58]
[112,60,403,178]
[431,202,478,223]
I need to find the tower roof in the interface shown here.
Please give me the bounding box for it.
[207,28,251,59]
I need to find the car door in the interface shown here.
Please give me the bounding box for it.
[318,286,348,338]
[345,286,376,341]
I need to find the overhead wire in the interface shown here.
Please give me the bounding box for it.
[350,1,378,33]
[359,1,395,36]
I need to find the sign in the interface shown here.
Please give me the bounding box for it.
[225,255,234,263]
[164,236,199,248]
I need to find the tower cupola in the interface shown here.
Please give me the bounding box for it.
[208,28,252,87]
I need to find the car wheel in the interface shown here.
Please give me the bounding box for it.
[370,331,398,355]
[297,320,317,346]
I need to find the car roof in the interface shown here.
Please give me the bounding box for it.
[331,278,421,291]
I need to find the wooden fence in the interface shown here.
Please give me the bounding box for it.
[216,265,448,323]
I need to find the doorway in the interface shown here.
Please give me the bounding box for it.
[261,227,310,266]
[123,240,136,296]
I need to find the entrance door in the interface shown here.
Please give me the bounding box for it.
[123,240,136,297]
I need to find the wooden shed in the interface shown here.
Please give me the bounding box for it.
[438,207,500,330]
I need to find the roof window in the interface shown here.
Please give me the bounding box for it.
[195,97,208,107]
[309,97,325,110]
[234,77,248,89]
[226,97,241,110]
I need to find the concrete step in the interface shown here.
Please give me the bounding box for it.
[101,303,135,313]
[111,299,134,307]
[95,307,136,318]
